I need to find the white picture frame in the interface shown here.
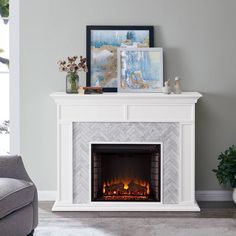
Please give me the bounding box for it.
[117,47,163,93]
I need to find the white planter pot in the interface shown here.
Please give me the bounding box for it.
[233,188,236,204]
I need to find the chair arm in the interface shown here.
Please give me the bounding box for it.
[0,155,32,182]
[0,155,38,229]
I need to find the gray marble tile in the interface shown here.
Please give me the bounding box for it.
[73,122,180,204]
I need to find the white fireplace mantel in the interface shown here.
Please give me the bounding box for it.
[51,92,202,211]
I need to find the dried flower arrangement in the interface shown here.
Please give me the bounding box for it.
[58,56,87,74]
[57,56,87,93]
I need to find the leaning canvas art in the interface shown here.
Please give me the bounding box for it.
[86,26,154,92]
[118,48,163,93]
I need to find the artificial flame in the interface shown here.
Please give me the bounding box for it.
[102,178,150,197]
[147,183,150,195]
[124,183,129,190]
[103,183,106,194]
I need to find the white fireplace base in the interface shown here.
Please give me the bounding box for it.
[52,201,200,212]
[51,92,202,211]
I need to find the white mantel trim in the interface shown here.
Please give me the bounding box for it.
[88,141,164,204]
[50,92,202,105]
[51,92,201,99]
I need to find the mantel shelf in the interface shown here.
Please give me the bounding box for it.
[51,92,202,106]
[51,91,202,99]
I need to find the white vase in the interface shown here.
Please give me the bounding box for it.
[174,77,181,94]
[233,188,236,204]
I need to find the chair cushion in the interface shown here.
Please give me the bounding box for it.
[0,178,34,219]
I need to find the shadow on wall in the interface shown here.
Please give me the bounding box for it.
[155,26,187,82]
[163,47,187,82]
[195,92,236,190]
[154,25,235,190]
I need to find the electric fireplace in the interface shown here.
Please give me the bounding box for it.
[52,92,202,211]
[91,143,161,202]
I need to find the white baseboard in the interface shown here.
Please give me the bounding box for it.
[38,190,232,202]
[196,191,232,201]
[38,191,56,201]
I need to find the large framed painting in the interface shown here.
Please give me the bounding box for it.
[117,48,163,93]
[86,25,154,92]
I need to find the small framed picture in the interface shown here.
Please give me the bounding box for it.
[86,25,154,92]
[117,48,163,93]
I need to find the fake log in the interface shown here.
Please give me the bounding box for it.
[105,183,124,194]
[128,182,147,195]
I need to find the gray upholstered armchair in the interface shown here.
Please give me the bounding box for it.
[0,155,38,236]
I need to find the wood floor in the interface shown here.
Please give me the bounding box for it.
[39,201,236,218]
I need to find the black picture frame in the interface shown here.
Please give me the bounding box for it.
[86,25,154,92]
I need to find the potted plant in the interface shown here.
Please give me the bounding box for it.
[58,56,87,93]
[0,0,9,18]
[213,145,236,203]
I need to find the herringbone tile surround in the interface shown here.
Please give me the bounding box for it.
[73,122,179,204]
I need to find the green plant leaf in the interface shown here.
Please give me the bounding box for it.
[213,145,236,188]
[0,0,9,18]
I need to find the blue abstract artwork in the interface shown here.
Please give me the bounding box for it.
[90,30,150,88]
[118,48,163,92]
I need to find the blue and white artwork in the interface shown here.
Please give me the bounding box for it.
[90,30,151,88]
[118,48,163,92]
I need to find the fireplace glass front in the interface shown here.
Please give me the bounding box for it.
[91,143,161,202]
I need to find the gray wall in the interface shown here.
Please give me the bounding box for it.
[20,0,236,191]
